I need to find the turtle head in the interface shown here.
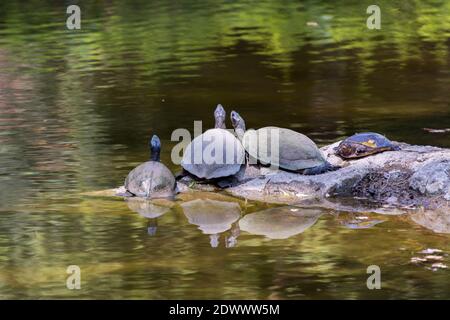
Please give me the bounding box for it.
[230,110,246,140]
[149,135,161,161]
[336,142,371,159]
[214,104,226,129]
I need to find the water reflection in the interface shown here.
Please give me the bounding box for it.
[239,207,322,239]
[335,212,385,230]
[411,210,450,234]
[126,198,174,235]
[180,199,241,247]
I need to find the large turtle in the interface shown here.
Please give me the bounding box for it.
[230,111,338,175]
[124,135,176,198]
[181,105,245,179]
[335,132,400,159]
[239,207,321,239]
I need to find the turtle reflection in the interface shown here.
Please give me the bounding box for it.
[180,199,241,248]
[239,207,321,239]
[126,198,174,235]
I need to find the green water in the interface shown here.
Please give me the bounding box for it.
[0,0,449,299]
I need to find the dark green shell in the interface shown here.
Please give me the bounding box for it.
[242,127,326,170]
[336,132,399,159]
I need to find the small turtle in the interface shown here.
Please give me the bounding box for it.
[239,207,321,239]
[181,105,245,180]
[124,135,176,198]
[230,111,338,175]
[336,132,400,159]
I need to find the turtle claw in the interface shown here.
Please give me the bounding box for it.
[303,162,340,175]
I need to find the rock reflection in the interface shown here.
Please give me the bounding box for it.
[126,198,174,235]
[336,212,385,229]
[180,199,241,248]
[411,210,450,234]
[239,207,321,239]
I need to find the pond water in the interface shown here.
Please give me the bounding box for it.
[0,0,449,299]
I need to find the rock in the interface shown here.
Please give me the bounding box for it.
[179,141,450,209]
[409,160,450,194]
[100,141,450,212]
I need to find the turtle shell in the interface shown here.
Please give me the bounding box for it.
[125,161,176,198]
[242,126,326,170]
[181,128,245,179]
[336,132,398,159]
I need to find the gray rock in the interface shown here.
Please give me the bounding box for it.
[179,141,450,209]
[409,160,450,196]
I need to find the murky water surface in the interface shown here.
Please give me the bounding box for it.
[0,0,449,299]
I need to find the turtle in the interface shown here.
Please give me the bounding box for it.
[180,198,241,247]
[335,132,400,159]
[230,111,338,175]
[181,104,245,180]
[238,207,321,239]
[124,135,176,198]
